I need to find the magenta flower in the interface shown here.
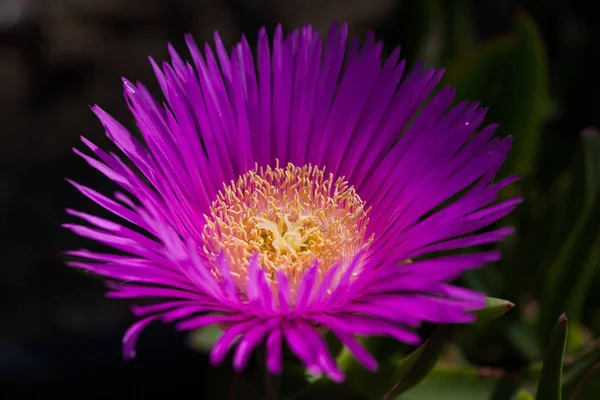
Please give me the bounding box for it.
[64,23,520,382]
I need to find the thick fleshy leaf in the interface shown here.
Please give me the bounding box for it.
[533,131,597,277]
[396,366,504,400]
[582,129,600,206]
[501,169,575,301]
[383,325,450,398]
[564,131,600,340]
[563,364,600,400]
[444,12,549,178]
[540,132,600,344]
[536,314,568,400]
[473,297,515,322]
[332,326,448,399]
[562,342,600,399]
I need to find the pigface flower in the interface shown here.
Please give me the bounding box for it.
[64,23,521,382]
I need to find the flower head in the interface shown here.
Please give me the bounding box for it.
[64,23,521,382]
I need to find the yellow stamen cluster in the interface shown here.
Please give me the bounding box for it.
[201,162,372,290]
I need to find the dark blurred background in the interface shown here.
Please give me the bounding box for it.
[0,0,598,398]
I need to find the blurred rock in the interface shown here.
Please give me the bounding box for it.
[0,0,26,30]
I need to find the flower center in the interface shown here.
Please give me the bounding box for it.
[201,162,372,290]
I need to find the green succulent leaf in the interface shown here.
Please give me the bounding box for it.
[562,342,600,399]
[582,129,600,206]
[536,314,568,400]
[444,11,550,178]
[565,132,600,332]
[395,366,505,400]
[334,326,449,400]
[540,131,600,345]
[473,297,515,323]
[382,325,450,398]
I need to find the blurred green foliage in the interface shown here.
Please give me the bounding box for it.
[187,1,600,399]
